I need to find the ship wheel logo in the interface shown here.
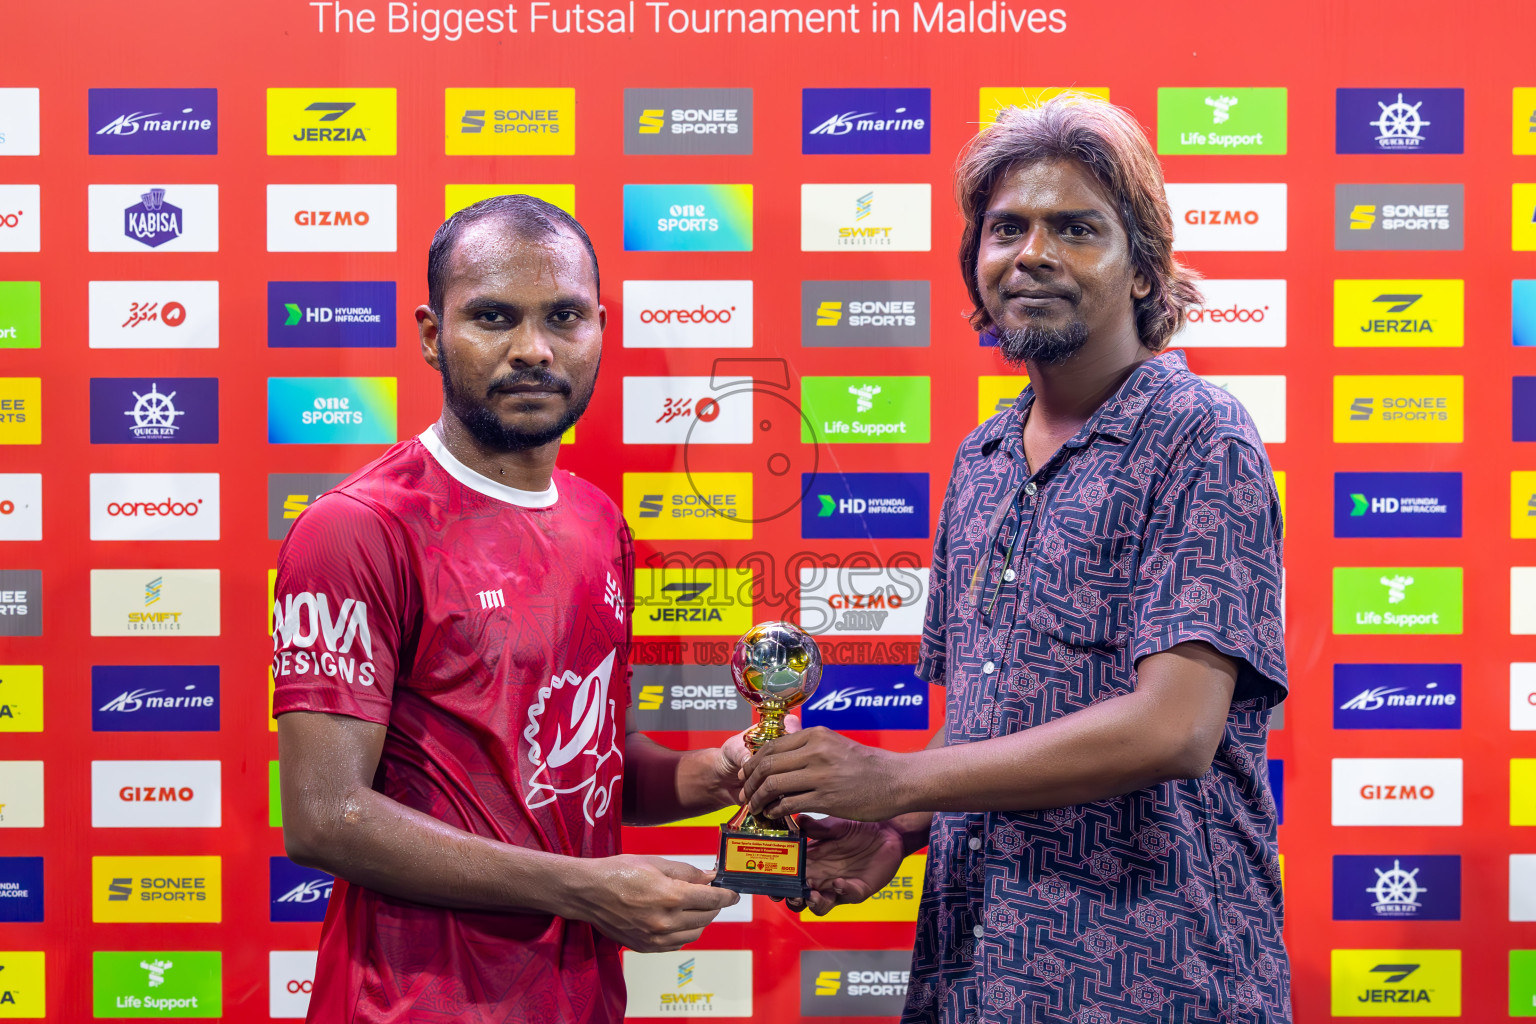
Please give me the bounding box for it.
[1367,859,1426,916]
[124,382,184,438]
[1370,93,1430,149]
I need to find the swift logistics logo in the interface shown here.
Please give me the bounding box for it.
[91,855,222,923]
[800,184,931,251]
[1334,664,1461,729]
[0,571,41,638]
[0,856,43,922]
[0,185,40,253]
[89,378,218,444]
[1331,758,1463,827]
[266,184,397,253]
[622,950,752,1016]
[90,473,220,541]
[801,281,930,347]
[622,280,752,349]
[802,88,930,154]
[1332,375,1463,443]
[0,951,44,1017]
[1156,87,1287,154]
[1334,472,1461,538]
[266,473,348,540]
[1336,89,1464,154]
[91,760,221,828]
[623,472,753,540]
[800,376,931,444]
[92,950,222,1019]
[1333,279,1463,347]
[801,665,928,730]
[624,88,752,155]
[632,567,755,637]
[267,377,398,444]
[92,666,219,732]
[90,569,220,637]
[1332,567,1462,635]
[1164,182,1287,251]
[1333,855,1460,921]
[266,88,396,154]
[0,664,43,732]
[0,88,41,155]
[629,665,752,731]
[1336,183,1463,250]
[87,185,218,253]
[0,280,40,349]
[267,282,394,348]
[800,472,929,539]
[1330,949,1460,1016]
[88,88,218,155]
[623,184,753,251]
[269,857,334,922]
[800,950,912,1016]
[445,88,573,155]
[0,760,44,826]
[0,474,42,541]
[88,280,219,350]
[1176,279,1286,348]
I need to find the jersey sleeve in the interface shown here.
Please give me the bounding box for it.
[272,491,412,724]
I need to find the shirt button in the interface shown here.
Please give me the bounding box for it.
[982,661,996,674]
[1003,568,1016,582]
[973,924,985,938]
[1025,481,1038,496]
[968,837,982,851]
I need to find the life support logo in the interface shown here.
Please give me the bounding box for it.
[523,649,622,825]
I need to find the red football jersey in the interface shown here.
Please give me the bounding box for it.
[272,428,633,1024]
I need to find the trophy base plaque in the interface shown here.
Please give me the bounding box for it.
[713,827,809,900]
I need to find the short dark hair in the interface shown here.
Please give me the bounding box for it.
[955,93,1201,350]
[426,194,600,317]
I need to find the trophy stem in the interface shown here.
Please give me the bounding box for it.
[730,697,792,836]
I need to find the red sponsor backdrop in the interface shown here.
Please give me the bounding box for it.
[3,0,1535,1019]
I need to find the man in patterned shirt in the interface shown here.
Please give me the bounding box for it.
[274,195,743,1023]
[741,95,1290,1022]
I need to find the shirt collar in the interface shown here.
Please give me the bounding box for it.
[419,428,560,508]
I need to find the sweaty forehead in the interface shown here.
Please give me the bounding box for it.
[444,217,596,301]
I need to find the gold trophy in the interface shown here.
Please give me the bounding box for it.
[712,621,823,899]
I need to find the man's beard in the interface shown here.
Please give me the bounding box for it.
[439,353,596,452]
[996,316,1090,367]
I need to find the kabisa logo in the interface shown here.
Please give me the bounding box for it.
[633,568,755,637]
[90,184,218,253]
[1332,567,1463,635]
[0,185,40,253]
[122,188,183,248]
[91,856,223,923]
[1175,279,1287,348]
[801,665,928,730]
[1333,279,1463,348]
[267,281,395,348]
[801,184,932,252]
[1334,664,1461,730]
[269,857,334,922]
[623,184,754,252]
[800,951,912,1016]
[801,281,930,348]
[0,570,41,638]
[266,88,396,155]
[800,376,931,444]
[1334,472,1461,539]
[801,472,929,540]
[1156,87,1288,155]
[1336,89,1464,155]
[1331,758,1463,827]
[624,88,753,155]
[799,566,928,635]
[523,649,623,826]
[89,88,218,155]
[90,473,220,541]
[1335,184,1463,250]
[92,950,223,1018]
[629,666,752,731]
[801,88,930,154]
[91,760,221,829]
[266,472,348,541]
[1332,855,1460,921]
[1164,183,1287,251]
[0,857,44,922]
[622,280,753,349]
[623,472,753,540]
[1333,375,1463,444]
[267,184,397,253]
[271,590,377,688]
[89,378,219,444]
[267,377,398,444]
[1330,949,1461,1016]
[446,88,575,155]
[92,666,219,733]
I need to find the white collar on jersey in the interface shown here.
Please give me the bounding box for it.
[418,428,560,509]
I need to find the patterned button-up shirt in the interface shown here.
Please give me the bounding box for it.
[906,350,1289,1024]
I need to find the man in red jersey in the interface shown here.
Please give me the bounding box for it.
[273,194,743,1024]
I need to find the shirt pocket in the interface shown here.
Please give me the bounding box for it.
[1023,525,1139,649]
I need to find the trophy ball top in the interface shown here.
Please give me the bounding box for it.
[731,621,823,705]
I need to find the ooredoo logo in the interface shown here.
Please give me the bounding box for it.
[1176,279,1286,348]
[1332,758,1462,826]
[623,281,752,348]
[1165,183,1287,251]
[0,185,40,252]
[90,473,219,541]
[267,184,397,253]
[269,950,318,1018]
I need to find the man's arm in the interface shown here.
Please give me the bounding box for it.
[740,642,1236,822]
[279,709,737,951]
[622,706,740,826]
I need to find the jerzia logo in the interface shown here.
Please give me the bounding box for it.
[267,89,396,155]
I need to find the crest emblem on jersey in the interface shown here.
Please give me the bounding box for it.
[523,648,623,824]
